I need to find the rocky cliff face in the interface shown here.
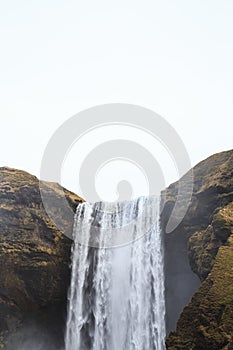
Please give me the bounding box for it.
[162,150,233,349]
[0,149,232,350]
[0,167,83,349]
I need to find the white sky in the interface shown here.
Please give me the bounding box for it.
[0,1,233,199]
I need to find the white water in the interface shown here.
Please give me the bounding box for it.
[65,196,165,350]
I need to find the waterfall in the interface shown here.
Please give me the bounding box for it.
[65,196,165,350]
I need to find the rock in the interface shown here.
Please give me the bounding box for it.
[0,148,232,349]
[0,167,83,349]
[166,203,233,350]
[162,150,233,349]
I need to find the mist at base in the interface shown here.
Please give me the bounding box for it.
[4,318,65,350]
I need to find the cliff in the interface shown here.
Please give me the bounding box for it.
[162,150,233,349]
[0,167,83,349]
[0,149,232,349]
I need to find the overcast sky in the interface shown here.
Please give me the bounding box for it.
[0,1,233,199]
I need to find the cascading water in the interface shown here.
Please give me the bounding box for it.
[65,196,166,350]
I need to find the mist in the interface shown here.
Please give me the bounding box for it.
[4,319,64,350]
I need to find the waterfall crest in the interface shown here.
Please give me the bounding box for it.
[65,196,165,350]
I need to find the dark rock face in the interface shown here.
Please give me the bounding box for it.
[0,167,83,349]
[162,150,233,349]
